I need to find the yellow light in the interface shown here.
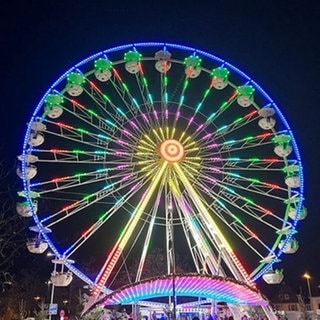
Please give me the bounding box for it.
[303,272,311,279]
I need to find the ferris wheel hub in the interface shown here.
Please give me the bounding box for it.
[159,139,185,163]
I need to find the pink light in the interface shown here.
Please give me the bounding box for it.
[142,113,149,123]
[122,129,133,137]
[130,121,138,129]
[196,124,203,132]
[188,116,194,126]
[153,110,158,120]
[175,111,180,120]
[200,133,212,140]
[165,109,168,119]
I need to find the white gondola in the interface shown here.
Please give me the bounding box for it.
[258,107,276,130]
[28,132,44,147]
[50,271,73,287]
[185,66,201,78]
[279,239,299,254]
[263,269,284,284]
[45,105,63,119]
[274,144,292,157]
[273,134,292,157]
[213,77,228,90]
[16,165,37,180]
[17,154,38,163]
[27,239,48,254]
[284,165,300,188]
[288,206,307,220]
[66,73,84,96]
[184,56,202,78]
[66,84,83,96]
[155,50,172,73]
[285,175,300,188]
[16,200,37,217]
[125,61,140,74]
[211,67,229,90]
[95,69,112,82]
[94,58,113,82]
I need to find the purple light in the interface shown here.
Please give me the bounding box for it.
[175,111,180,121]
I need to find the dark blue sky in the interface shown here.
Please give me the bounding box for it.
[1,0,319,295]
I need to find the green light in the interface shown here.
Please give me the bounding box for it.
[75,173,85,178]
[103,94,111,103]
[83,194,94,200]
[244,136,254,141]
[244,197,254,204]
[221,101,228,109]
[88,109,98,116]
[233,215,242,224]
[122,83,129,92]
[204,88,210,98]
[183,79,189,90]
[67,72,85,85]
[249,158,260,162]
[233,117,243,124]
[94,58,112,71]
[77,128,89,134]
[73,150,84,154]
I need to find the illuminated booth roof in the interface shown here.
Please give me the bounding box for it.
[101,273,267,306]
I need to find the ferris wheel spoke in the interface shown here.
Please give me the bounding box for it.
[185,91,239,143]
[198,166,290,200]
[60,93,127,136]
[62,179,149,259]
[41,171,147,229]
[29,148,135,165]
[170,179,221,275]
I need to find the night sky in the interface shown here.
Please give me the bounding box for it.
[1,0,319,296]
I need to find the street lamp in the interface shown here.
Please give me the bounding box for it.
[302,272,312,299]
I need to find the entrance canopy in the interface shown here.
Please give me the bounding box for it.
[101,273,267,306]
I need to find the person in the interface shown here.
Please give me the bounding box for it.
[152,311,157,320]
[160,314,166,320]
[241,316,248,320]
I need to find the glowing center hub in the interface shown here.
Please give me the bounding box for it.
[159,139,185,163]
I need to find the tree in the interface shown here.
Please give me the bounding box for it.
[0,159,28,280]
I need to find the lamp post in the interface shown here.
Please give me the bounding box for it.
[302,272,312,299]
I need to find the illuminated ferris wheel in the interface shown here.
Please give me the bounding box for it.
[17,42,306,308]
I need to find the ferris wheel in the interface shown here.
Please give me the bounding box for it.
[17,42,306,304]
